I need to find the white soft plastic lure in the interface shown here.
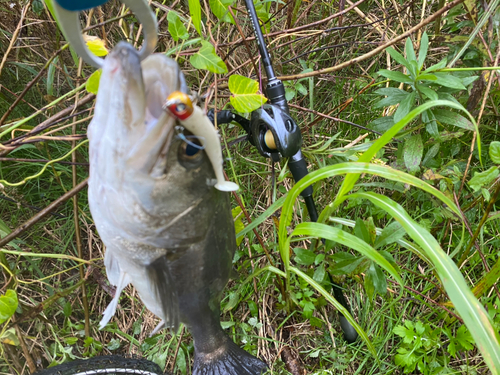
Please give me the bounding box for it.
[163,92,238,192]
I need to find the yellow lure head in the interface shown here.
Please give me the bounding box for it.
[163,91,194,120]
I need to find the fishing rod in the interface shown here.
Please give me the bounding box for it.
[209,0,359,343]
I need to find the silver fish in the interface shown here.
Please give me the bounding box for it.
[87,42,268,375]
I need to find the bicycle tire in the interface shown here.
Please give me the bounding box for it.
[34,355,165,375]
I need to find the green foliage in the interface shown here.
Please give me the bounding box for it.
[167,11,189,41]
[490,141,500,164]
[0,290,18,325]
[228,75,267,113]
[187,0,202,35]
[190,41,228,74]
[394,320,475,374]
[209,0,235,24]
[372,32,479,174]
[232,206,245,246]
[85,69,101,94]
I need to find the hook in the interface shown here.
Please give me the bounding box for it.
[53,0,157,69]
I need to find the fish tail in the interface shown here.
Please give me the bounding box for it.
[146,254,180,330]
[193,337,268,375]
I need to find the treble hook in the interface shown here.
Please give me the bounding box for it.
[53,0,157,69]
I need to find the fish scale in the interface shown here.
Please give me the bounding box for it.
[87,41,268,375]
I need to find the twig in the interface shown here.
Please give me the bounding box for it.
[387,279,462,322]
[170,326,185,373]
[276,0,465,81]
[0,194,67,218]
[14,323,36,374]
[288,103,385,137]
[0,1,30,78]
[0,45,70,126]
[0,178,88,248]
[0,94,94,156]
[458,178,500,268]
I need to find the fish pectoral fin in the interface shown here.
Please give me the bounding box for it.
[193,336,268,375]
[147,254,180,331]
[99,272,132,329]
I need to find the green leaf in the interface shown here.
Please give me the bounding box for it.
[424,58,447,73]
[489,141,500,164]
[330,256,368,276]
[422,109,438,137]
[313,263,326,283]
[378,69,413,84]
[433,109,474,131]
[190,41,228,74]
[422,143,440,166]
[347,191,500,374]
[167,11,189,41]
[417,32,429,69]
[63,301,72,317]
[354,218,371,243]
[293,248,316,266]
[369,116,394,132]
[395,347,419,371]
[394,91,416,123]
[403,133,423,174]
[386,47,411,70]
[232,207,244,246]
[416,84,438,101]
[188,0,202,35]
[405,37,417,66]
[32,0,44,15]
[85,69,101,94]
[364,262,387,300]
[374,221,405,249]
[85,36,108,57]
[278,161,462,251]
[47,56,58,96]
[209,0,235,24]
[374,88,409,108]
[229,74,267,113]
[0,290,18,324]
[394,324,415,344]
[469,167,499,192]
[433,72,466,90]
[417,73,437,81]
[296,82,307,95]
[0,328,19,346]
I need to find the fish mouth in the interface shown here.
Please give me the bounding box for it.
[103,42,186,175]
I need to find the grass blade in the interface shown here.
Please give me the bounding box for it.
[346,191,500,373]
[290,266,377,359]
[333,100,481,208]
[290,222,403,287]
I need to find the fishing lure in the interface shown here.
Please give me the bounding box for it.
[164,92,239,192]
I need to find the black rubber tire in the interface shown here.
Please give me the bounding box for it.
[34,355,165,375]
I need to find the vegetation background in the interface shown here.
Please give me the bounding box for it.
[0,0,499,374]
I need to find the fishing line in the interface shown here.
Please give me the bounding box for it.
[174,126,205,151]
